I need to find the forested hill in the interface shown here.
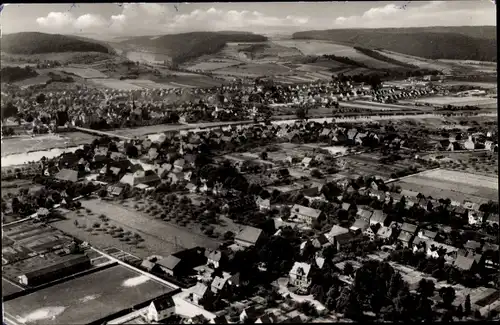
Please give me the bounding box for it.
[118,31,268,65]
[292,26,497,62]
[1,32,113,55]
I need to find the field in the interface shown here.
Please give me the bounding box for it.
[437,59,497,74]
[55,67,108,79]
[185,59,241,71]
[395,169,498,204]
[12,75,51,88]
[3,265,176,325]
[211,62,292,77]
[2,278,23,296]
[410,96,497,107]
[2,221,75,265]
[422,151,498,177]
[53,199,220,259]
[341,153,422,181]
[375,49,452,73]
[1,132,96,157]
[274,40,401,69]
[89,78,144,90]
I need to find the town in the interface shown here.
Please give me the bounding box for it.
[1,2,499,325]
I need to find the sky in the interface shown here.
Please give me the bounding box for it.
[0,1,496,38]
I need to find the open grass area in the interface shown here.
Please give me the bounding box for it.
[411,96,497,107]
[395,168,498,204]
[55,67,108,79]
[54,199,220,259]
[375,49,452,73]
[3,265,176,325]
[89,78,144,90]
[1,132,96,157]
[274,40,400,69]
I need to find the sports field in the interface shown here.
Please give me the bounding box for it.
[3,265,176,325]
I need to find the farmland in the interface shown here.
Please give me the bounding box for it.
[421,151,498,177]
[3,265,176,325]
[273,40,401,69]
[55,67,108,79]
[53,199,220,259]
[374,49,452,73]
[395,169,498,204]
[185,60,241,71]
[89,78,144,90]
[1,132,96,157]
[408,96,498,107]
[211,62,292,77]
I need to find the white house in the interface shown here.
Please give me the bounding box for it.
[146,295,176,323]
[289,262,312,290]
[468,210,485,225]
[290,204,324,226]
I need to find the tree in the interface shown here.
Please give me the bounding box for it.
[417,278,435,298]
[296,107,307,120]
[260,151,268,160]
[344,262,354,277]
[439,286,456,308]
[125,143,139,158]
[310,169,322,178]
[464,294,471,315]
[98,189,107,198]
[36,93,46,104]
[1,102,18,121]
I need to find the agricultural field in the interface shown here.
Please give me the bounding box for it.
[341,153,422,181]
[274,40,401,69]
[375,49,453,73]
[211,62,292,77]
[395,168,498,204]
[410,96,498,107]
[55,67,108,79]
[127,79,178,89]
[422,151,498,177]
[185,59,242,71]
[2,278,23,297]
[1,132,96,157]
[3,264,176,325]
[54,199,220,259]
[437,59,497,74]
[89,78,145,90]
[12,74,51,88]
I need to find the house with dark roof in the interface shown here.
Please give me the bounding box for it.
[311,234,331,249]
[157,255,182,276]
[119,170,160,187]
[452,254,479,272]
[256,313,279,324]
[240,306,266,323]
[335,232,363,252]
[326,225,349,244]
[350,218,370,233]
[146,295,176,323]
[235,226,266,248]
[210,272,240,295]
[464,240,482,254]
[417,229,437,241]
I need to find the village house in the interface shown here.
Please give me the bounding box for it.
[326,225,350,244]
[369,209,387,226]
[289,262,313,291]
[119,170,160,188]
[290,204,325,226]
[235,226,266,248]
[335,232,363,252]
[255,197,271,211]
[157,247,207,276]
[485,213,499,227]
[210,272,240,294]
[301,157,313,169]
[205,249,225,269]
[55,168,80,183]
[357,207,373,222]
[397,222,418,248]
[468,210,485,225]
[146,295,176,323]
[189,283,209,306]
[186,183,197,193]
[240,306,266,323]
[417,229,438,241]
[350,218,370,234]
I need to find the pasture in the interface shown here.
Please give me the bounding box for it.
[55,67,108,79]
[274,40,400,69]
[411,96,498,107]
[375,49,452,73]
[3,265,176,325]
[395,169,498,204]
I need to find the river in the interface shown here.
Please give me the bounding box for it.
[2,112,496,168]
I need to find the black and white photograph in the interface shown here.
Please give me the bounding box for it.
[0,1,498,324]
